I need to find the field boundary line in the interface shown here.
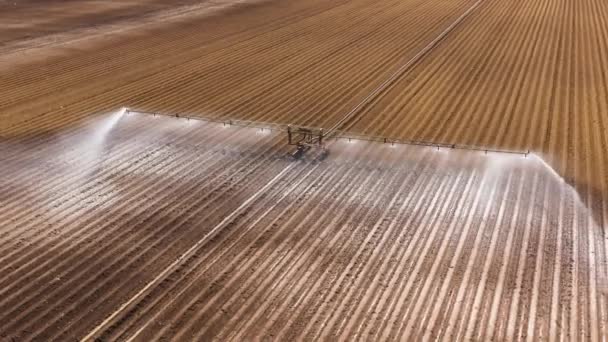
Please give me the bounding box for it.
[323,0,485,138]
[82,161,301,341]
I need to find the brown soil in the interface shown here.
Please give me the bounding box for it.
[0,0,606,340]
[0,114,605,340]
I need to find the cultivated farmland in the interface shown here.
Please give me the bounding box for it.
[0,114,606,340]
[0,0,606,340]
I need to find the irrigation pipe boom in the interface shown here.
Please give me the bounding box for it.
[125,109,530,157]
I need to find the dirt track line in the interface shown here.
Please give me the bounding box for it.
[1,148,270,336]
[120,163,344,341]
[187,166,376,340]
[323,0,484,138]
[126,0,415,126]
[241,0,451,126]
[81,161,300,341]
[340,0,509,141]
[0,0,357,132]
[19,144,290,339]
[155,162,363,340]
[0,0,470,138]
[0,137,264,332]
[0,1,344,113]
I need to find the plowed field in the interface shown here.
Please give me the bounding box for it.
[347,0,608,214]
[1,0,606,200]
[1,0,607,340]
[0,113,606,340]
[0,0,241,52]
[0,0,477,130]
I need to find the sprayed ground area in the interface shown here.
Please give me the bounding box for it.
[2,0,606,211]
[0,113,606,340]
[2,0,607,339]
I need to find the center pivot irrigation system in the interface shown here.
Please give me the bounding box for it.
[122,108,531,158]
[119,0,528,159]
[119,0,529,159]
